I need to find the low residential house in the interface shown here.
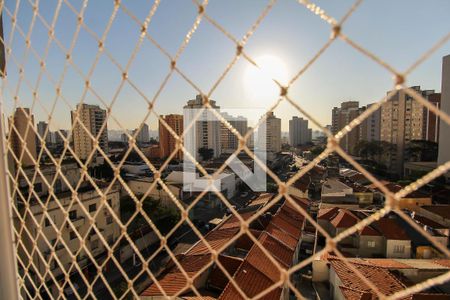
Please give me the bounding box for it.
[165,170,236,208]
[339,178,373,206]
[417,205,450,227]
[140,196,307,299]
[288,174,310,198]
[317,208,412,259]
[325,257,450,299]
[370,182,432,209]
[321,179,359,209]
[16,182,121,297]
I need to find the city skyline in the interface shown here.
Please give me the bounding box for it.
[2,0,450,132]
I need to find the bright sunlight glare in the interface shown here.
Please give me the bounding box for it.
[243,55,289,105]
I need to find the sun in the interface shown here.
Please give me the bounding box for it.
[243,55,289,104]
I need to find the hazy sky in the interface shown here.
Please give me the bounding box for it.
[2,0,450,131]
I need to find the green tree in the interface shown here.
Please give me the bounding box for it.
[405,140,438,162]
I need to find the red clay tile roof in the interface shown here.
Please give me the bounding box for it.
[361,259,411,269]
[188,227,239,255]
[318,207,339,220]
[330,258,406,297]
[359,225,380,236]
[218,261,282,300]
[292,175,311,192]
[433,259,450,268]
[234,229,261,251]
[331,209,359,228]
[375,218,410,240]
[339,286,372,300]
[265,223,298,250]
[140,254,211,297]
[208,255,243,290]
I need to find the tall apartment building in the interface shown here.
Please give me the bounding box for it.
[220,113,248,152]
[359,103,381,142]
[438,55,450,179]
[331,101,360,155]
[289,116,312,146]
[37,121,53,146]
[258,112,281,154]
[134,123,150,144]
[9,107,37,166]
[183,95,221,160]
[381,86,439,176]
[71,104,109,161]
[159,114,183,159]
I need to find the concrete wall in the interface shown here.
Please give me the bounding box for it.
[386,239,411,258]
[358,235,384,257]
[119,231,159,262]
[312,260,329,282]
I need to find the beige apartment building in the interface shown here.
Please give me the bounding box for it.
[331,101,361,155]
[381,86,437,175]
[71,103,109,161]
[220,112,248,153]
[15,163,121,294]
[183,95,221,160]
[258,111,281,155]
[159,114,183,159]
[9,107,37,166]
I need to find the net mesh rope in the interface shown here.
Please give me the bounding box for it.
[0,0,449,299]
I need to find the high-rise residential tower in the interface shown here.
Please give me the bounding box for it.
[220,113,248,152]
[9,108,37,166]
[331,101,360,155]
[183,95,221,160]
[359,103,381,142]
[159,114,183,160]
[381,86,438,175]
[134,123,150,144]
[289,116,312,146]
[258,112,281,155]
[71,104,108,161]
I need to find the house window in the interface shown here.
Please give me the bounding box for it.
[34,183,42,193]
[69,210,77,220]
[106,215,113,225]
[108,199,112,208]
[393,245,405,253]
[44,217,51,227]
[367,241,376,248]
[89,204,96,212]
[69,231,77,240]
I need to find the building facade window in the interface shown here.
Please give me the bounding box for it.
[393,244,405,253]
[69,210,77,220]
[69,231,77,240]
[367,241,376,248]
[89,204,96,212]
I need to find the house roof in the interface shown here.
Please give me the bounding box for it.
[318,207,340,220]
[292,175,311,192]
[412,214,447,229]
[330,209,359,228]
[421,205,450,220]
[330,258,407,297]
[359,225,380,236]
[218,261,282,300]
[208,255,243,290]
[140,254,211,297]
[375,218,410,240]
